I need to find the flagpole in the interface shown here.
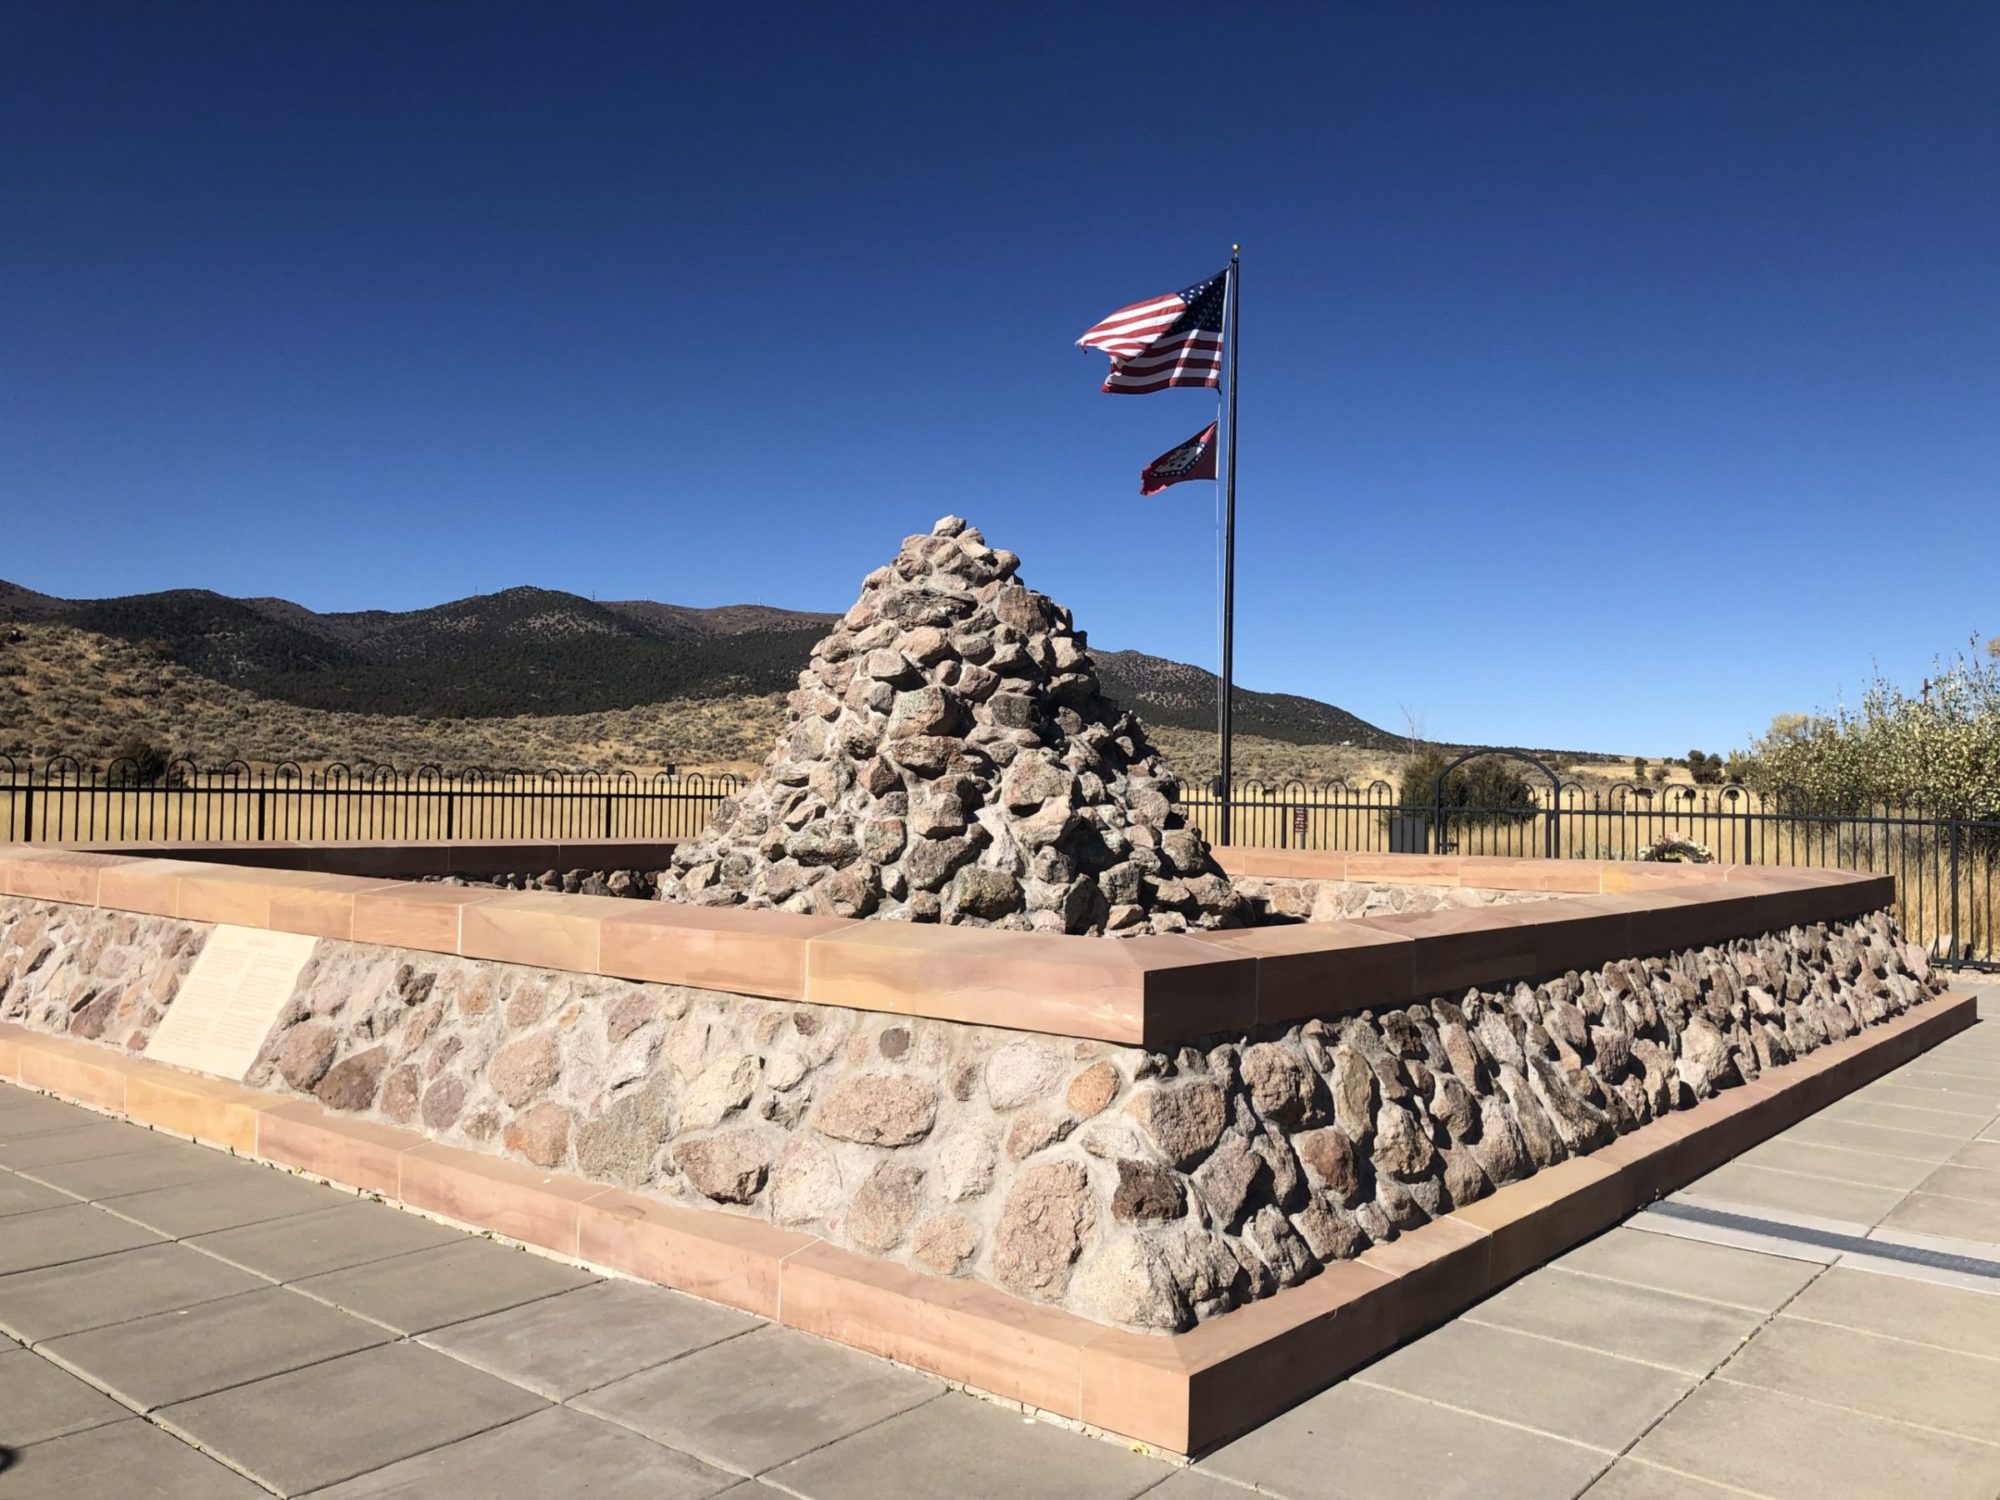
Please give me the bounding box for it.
[1217,245,1240,847]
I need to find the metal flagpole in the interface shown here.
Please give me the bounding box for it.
[1217,245,1240,846]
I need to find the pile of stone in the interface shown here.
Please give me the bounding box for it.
[425,869,655,899]
[658,516,1244,935]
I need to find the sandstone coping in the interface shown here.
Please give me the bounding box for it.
[0,843,1896,1045]
[0,988,1973,1455]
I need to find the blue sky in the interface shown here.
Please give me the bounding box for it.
[3,3,1994,756]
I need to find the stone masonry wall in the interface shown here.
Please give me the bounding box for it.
[0,894,1945,1334]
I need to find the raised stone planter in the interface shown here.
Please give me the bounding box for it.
[0,842,1971,1454]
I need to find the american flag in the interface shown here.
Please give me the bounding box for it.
[1076,270,1227,394]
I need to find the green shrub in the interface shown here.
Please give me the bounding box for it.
[110,732,172,785]
[1397,748,1537,825]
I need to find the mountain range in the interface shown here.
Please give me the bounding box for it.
[0,580,1401,751]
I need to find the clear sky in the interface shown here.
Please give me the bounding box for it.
[4,3,1994,757]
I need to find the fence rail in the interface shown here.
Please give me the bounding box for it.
[4,757,1993,970]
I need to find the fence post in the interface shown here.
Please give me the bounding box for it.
[1949,818,1962,965]
[256,790,267,842]
[603,792,614,839]
[445,790,456,842]
[21,770,34,843]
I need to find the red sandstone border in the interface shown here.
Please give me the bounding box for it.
[0,991,1974,1455]
[0,844,1894,1045]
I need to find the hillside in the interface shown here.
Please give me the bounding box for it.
[0,578,1402,753]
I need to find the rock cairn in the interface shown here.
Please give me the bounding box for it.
[658,516,1243,935]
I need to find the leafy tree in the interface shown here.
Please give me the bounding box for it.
[1747,637,2000,815]
[1686,749,1724,785]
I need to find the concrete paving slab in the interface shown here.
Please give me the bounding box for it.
[101,1166,337,1237]
[41,1286,390,1410]
[1737,1136,1945,1191]
[0,1240,266,1342]
[769,1392,1170,1500]
[1913,1163,2000,1204]
[1677,1161,1907,1223]
[189,1199,464,1282]
[158,1342,546,1497]
[0,1119,180,1169]
[1471,1265,1769,1375]
[1823,1099,1988,1139]
[1357,1317,1696,1450]
[1552,1225,1822,1312]
[0,1414,270,1498]
[1632,1378,2000,1500]
[1200,1380,1608,1500]
[1142,1473,1257,1499]
[0,1171,74,1219]
[1579,1458,1761,1497]
[574,1324,942,1477]
[1722,1316,2000,1444]
[0,1347,129,1447]
[0,1201,161,1275]
[312,1405,747,1499]
[292,1237,598,1335]
[23,1138,252,1200]
[0,1094,115,1139]
[1778,1116,1962,1162]
[1880,1190,2000,1242]
[421,1278,760,1401]
[1853,1081,1997,1119]
[1883,1067,2000,1100]
[1947,1139,2000,1172]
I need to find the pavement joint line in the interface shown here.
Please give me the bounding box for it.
[1454,1309,1720,1378]
[1528,1262,1794,1319]
[1756,1133,1964,1169]
[1853,1087,1999,1119]
[1643,1199,2000,1281]
[748,1387,960,1485]
[524,1318,767,1407]
[1618,1454,1782,1500]
[1890,1182,2000,1208]
[1340,1376,1615,1455]
[284,1253,601,1339]
[1886,1065,2000,1087]
[1808,1120,1976,1152]
[1778,1310,2000,1367]
[1569,1251,1839,1500]
[1696,1157,1937,1194]
[1707,1372,2000,1450]
[1827,1099,1993,1132]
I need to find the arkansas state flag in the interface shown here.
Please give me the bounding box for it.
[1140,421,1219,496]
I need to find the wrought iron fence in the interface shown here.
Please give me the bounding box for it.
[0,756,742,844]
[3,757,1993,969]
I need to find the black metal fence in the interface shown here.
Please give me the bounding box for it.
[3,757,1993,969]
[0,756,743,844]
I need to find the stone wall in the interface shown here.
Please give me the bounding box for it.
[1230,877,1554,924]
[0,893,1944,1334]
[0,900,206,1050]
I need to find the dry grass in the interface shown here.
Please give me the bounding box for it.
[0,622,785,775]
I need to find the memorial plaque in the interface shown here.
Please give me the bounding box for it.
[145,925,318,1081]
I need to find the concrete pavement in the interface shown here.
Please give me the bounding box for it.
[2,977,1997,1498]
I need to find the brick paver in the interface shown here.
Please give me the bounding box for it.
[0,977,1996,1498]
